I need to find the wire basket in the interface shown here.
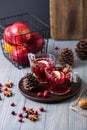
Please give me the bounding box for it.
[0,13,49,69]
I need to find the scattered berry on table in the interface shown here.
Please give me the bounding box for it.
[37,92,43,97]
[39,107,44,112]
[34,111,38,115]
[18,118,23,122]
[3,87,8,91]
[11,111,16,115]
[10,102,15,106]
[22,106,26,111]
[18,113,23,117]
[0,83,2,87]
[54,46,59,50]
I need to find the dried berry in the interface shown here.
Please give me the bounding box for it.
[54,46,59,50]
[18,118,23,122]
[3,87,8,91]
[39,107,44,112]
[11,111,16,115]
[10,102,15,106]
[18,113,23,117]
[0,87,2,92]
[34,111,38,115]
[37,92,43,97]
[22,106,26,111]
[43,90,49,98]
[0,83,2,87]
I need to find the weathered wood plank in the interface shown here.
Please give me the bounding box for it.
[50,0,83,40]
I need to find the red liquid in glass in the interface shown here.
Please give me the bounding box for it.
[46,68,71,95]
[31,58,55,83]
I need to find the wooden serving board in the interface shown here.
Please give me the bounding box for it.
[19,77,81,103]
[50,0,87,40]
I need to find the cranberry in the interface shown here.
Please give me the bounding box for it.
[18,113,23,117]
[0,83,2,87]
[39,107,44,112]
[37,92,43,97]
[54,46,59,50]
[34,111,38,115]
[24,114,28,118]
[3,87,8,91]
[22,106,26,111]
[18,118,22,122]
[11,111,16,115]
[10,102,15,106]
[43,90,49,98]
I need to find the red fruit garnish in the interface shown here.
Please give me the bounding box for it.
[43,90,49,98]
[18,113,23,117]
[3,87,8,91]
[18,118,22,122]
[37,92,43,97]
[54,46,59,50]
[22,106,26,111]
[0,83,2,87]
[39,107,44,112]
[11,111,16,115]
[10,102,15,106]
[34,111,38,115]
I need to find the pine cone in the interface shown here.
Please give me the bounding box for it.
[59,48,74,66]
[75,39,87,60]
[23,73,39,91]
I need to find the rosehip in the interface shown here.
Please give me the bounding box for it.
[3,87,8,91]
[25,114,28,119]
[18,118,22,122]
[54,46,59,50]
[37,92,43,97]
[11,111,16,115]
[18,113,23,117]
[0,83,2,87]
[39,107,44,112]
[43,90,49,98]
[10,102,15,106]
[34,111,38,115]
[22,106,26,111]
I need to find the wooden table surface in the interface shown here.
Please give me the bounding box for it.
[0,40,87,130]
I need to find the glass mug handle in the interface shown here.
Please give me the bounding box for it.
[69,72,79,83]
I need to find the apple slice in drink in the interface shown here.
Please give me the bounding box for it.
[37,60,49,67]
[52,71,61,79]
[52,70,65,84]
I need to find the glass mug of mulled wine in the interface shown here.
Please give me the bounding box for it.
[28,53,56,83]
[45,66,78,95]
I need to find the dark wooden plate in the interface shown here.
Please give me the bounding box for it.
[18,77,81,103]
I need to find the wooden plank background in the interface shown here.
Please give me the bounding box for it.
[50,0,87,40]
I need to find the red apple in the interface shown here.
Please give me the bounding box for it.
[11,45,29,65]
[28,32,44,52]
[9,22,31,45]
[3,26,13,45]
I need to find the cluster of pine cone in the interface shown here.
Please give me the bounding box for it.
[59,48,74,66]
[75,39,87,60]
[23,73,39,91]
